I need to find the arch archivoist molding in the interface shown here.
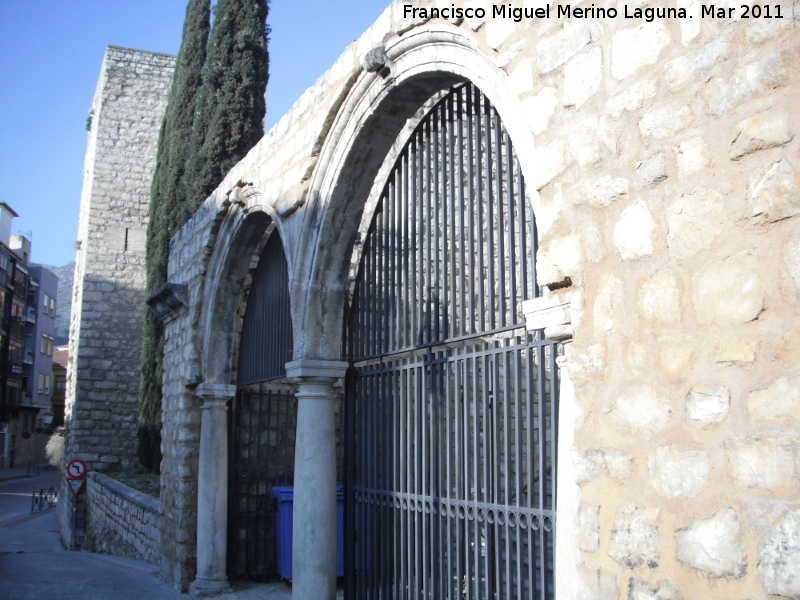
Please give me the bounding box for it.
[198,189,288,387]
[291,24,545,362]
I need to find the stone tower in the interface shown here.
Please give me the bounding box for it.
[60,46,174,547]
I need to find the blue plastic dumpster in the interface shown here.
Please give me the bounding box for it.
[270,485,344,580]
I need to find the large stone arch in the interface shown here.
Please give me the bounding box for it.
[290,24,544,362]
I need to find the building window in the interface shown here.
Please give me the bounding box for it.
[50,297,56,317]
[41,334,47,354]
[38,374,44,393]
[44,376,51,395]
[40,335,53,356]
[9,343,21,363]
[56,380,66,390]
[43,294,49,313]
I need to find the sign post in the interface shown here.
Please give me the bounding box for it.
[65,459,88,551]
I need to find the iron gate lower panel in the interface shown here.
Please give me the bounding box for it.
[228,387,298,581]
[348,336,558,599]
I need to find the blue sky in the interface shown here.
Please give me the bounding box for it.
[0,0,388,268]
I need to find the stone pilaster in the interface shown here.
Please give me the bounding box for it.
[189,383,236,598]
[523,294,579,600]
[285,359,348,600]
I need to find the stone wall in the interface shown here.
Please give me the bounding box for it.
[158,1,800,595]
[85,472,161,565]
[60,46,173,548]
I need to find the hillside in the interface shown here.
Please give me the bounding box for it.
[48,261,75,345]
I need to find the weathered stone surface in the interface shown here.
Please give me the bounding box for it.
[523,86,557,135]
[706,53,785,115]
[775,326,800,368]
[663,39,728,91]
[749,159,800,222]
[657,339,695,383]
[730,109,792,160]
[574,448,635,484]
[574,176,629,208]
[614,201,657,260]
[608,386,672,437]
[675,509,746,578]
[640,104,693,140]
[677,0,701,44]
[612,22,670,80]
[537,21,598,74]
[576,565,620,600]
[584,222,606,263]
[686,385,730,428]
[759,510,800,598]
[509,58,533,98]
[786,233,800,292]
[673,137,711,178]
[748,376,800,421]
[530,139,567,189]
[727,437,798,489]
[564,47,603,107]
[637,154,667,187]
[746,10,793,44]
[578,503,601,552]
[637,271,680,324]
[606,79,657,118]
[715,338,757,363]
[85,472,161,566]
[649,446,709,498]
[608,504,660,569]
[569,119,601,166]
[692,251,765,325]
[484,13,516,49]
[628,579,684,600]
[594,274,626,335]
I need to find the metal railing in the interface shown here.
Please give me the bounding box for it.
[31,486,59,513]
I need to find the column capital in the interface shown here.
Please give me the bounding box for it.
[195,383,237,401]
[285,359,348,382]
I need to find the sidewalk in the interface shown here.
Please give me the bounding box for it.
[0,471,296,599]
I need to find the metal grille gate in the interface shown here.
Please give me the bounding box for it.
[229,230,296,581]
[345,83,558,599]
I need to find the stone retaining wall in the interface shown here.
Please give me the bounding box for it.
[84,471,161,565]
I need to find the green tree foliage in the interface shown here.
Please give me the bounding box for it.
[139,0,269,472]
[183,0,269,212]
[138,0,211,472]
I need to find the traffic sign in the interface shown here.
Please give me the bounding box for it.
[66,459,87,480]
[67,479,85,496]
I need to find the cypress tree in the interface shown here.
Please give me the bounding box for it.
[138,0,211,471]
[183,0,269,212]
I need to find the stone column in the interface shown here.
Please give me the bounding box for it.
[189,383,236,598]
[522,293,579,600]
[285,359,348,600]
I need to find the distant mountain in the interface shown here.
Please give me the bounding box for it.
[45,261,75,346]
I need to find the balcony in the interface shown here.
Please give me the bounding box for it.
[25,307,36,324]
[23,349,34,365]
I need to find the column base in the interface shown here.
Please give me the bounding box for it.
[189,577,232,598]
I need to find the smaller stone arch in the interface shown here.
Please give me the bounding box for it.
[198,189,290,387]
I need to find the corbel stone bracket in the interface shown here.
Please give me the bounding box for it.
[522,294,573,342]
[360,46,393,78]
[146,282,188,325]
